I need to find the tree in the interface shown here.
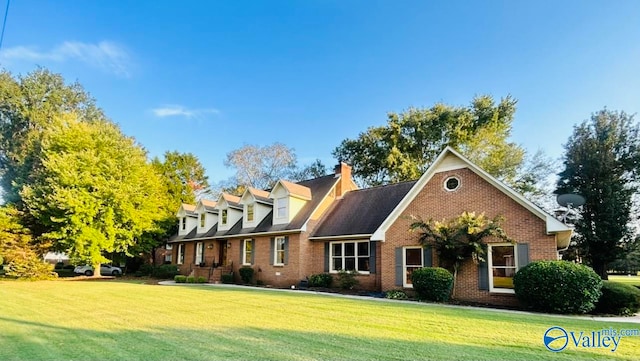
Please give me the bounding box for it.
[290,159,329,181]
[410,211,513,298]
[332,95,532,189]
[556,109,640,279]
[0,68,106,205]
[224,143,297,190]
[20,113,166,276]
[152,151,210,210]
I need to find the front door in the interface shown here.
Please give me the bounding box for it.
[219,240,228,266]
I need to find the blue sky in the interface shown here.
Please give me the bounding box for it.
[1,1,639,184]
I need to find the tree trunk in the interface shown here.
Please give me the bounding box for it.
[92,261,101,277]
[592,261,608,280]
[451,264,458,299]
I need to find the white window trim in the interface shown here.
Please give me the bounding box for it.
[200,214,206,228]
[329,241,370,275]
[276,197,288,219]
[247,204,255,222]
[487,243,517,294]
[181,217,186,230]
[177,244,184,265]
[403,246,423,288]
[274,236,285,266]
[444,176,460,192]
[221,209,228,225]
[195,242,204,264]
[166,244,173,250]
[242,239,253,266]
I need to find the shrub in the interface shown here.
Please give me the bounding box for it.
[337,270,359,289]
[137,264,154,277]
[5,252,58,280]
[593,281,640,316]
[411,267,454,302]
[196,276,207,284]
[384,290,408,300]
[174,275,187,283]
[513,260,602,314]
[239,267,254,284]
[54,262,65,269]
[186,276,196,284]
[152,264,179,279]
[221,273,234,284]
[308,273,333,288]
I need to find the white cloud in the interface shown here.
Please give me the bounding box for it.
[0,41,132,77]
[151,105,220,119]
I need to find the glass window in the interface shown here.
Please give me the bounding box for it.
[164,253,172,263]
[444,176,460,191]
[274,237,286,265]
[177,244,184,265]
[166,244,173,250]
[247,204,254,222]
[329,241,370,273]
[181,217,186,230]
[277,197,287,218]
[404,247,423,287]
[195,242,204,264]
[200,214,205,228]
[221,209,228,225]
[489,244,516,292]
[243,239,253,265]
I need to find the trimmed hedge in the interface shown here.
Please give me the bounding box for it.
[174,275,187,283]
[186,276,196,284]
[308,273,333,288]
[411,267,454,302]
[196,276,207,284]
[593,281,640,316]
[221,273,234,284]
[513,260,602,314]
[239,267,254,284]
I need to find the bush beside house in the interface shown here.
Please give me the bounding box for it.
[412,267,454,302]
[593,281,640,316]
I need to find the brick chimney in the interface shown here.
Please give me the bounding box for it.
[334,162,354,197]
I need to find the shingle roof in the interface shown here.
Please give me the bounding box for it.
[200,199,217,212]
[221,193,242,209]
[277,180,312,200]
[247,187,273,204]
[181,203,197,217]
[168,226,197,242]
[311,180,417,238]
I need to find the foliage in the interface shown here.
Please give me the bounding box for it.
[556,109,640,279]
[239,266,254,284]
[186,276,196,283]
[290,159,329,181]
[608,236,640,275]
[308,273,333,288]
[333,95,533,188]
[411,267,454,302]
[196,276,207,284]
[136,264,155,277]
[151,151,210,208]
[54,262,64,270]
[513,260,602,314]
[224,143,297,190]
[4,249,58,280]
[221,273,234,284]
[593,281,640,316]
[410,211,512,297]
[151,264,179,279]
[20,114,166,276]
[174,275,187,283]
[384,290,408,300]
[337,270,359,289]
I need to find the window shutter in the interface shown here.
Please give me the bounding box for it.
[478,261,489,290]
[269,237,274,265]
[284,236,289,265]
[239,240,243,264]
[193,243,196,264]
[395,247,403,287]
[369,241,376,274]
[324,242,330,272]
[517,243,529,268]
[251,239,255,265]
[423,247,432,267]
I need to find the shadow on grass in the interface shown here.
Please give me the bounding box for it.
[0,316,634,361]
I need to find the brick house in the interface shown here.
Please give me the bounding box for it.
[168,147,571,305]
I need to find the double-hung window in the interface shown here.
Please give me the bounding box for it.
[165,244,173,263]
[274,237,286,266]
[181,217,186,230]
[276,197,287,219]
[488,244,517,293]
[221,209,228,225]
[200,214,205,228]
[403,247,423,288]
[242,239,253,265]
[247,204,254,222]
[195,242,204,265]
[177,244,184,265]
[330,241,370,273]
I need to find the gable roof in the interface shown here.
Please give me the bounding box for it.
[218,193,242,210]
[200,199,218,211]
[310,180,417,239]
[271,180,312,200]
[177,203,197,217]
[370,147,573,248]
[241,187,273,205]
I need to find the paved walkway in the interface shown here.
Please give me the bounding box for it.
[158,281,640,324]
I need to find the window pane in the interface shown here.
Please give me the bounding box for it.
[345,257,356,271]
[277,250,285,264]
[332,258,342,270]
[406,266,420,285]
[357,257,369,272]
[491,246,515,267]
[345,243,355,257]
[405,248,422,266]
[357,242,369,257]
[276,238,285,251]
[492,268,515,289]
[332,243,342,256]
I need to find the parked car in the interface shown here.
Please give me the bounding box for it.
[73,264,122,276]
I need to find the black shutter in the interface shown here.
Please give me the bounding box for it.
[478,261,489,290]
[395,247,403,287]
[284,236,289,265]
[324,242,330,272]
[251,239,255,265]
[517,243,529,268]
[269,237,275,265]
[193,243,196,264]
[369,241,376,274]
[423,247,432,267]
[239,240,243,264]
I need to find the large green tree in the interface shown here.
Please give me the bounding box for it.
[332,95,534,190]
[0,68,106,205]
[20,113,166,276]
[152,151,210,210]
[556,109,640,279]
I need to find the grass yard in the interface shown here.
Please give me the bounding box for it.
[609,275,640,287]
[1,281,639,361]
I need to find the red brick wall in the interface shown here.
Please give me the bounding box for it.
[382,168,557,305]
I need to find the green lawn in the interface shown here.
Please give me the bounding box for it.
[609,275,640,287]
[1,281,639,360]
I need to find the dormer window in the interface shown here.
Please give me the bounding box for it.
[181,217,186,230]
[276,197,287,218]
[221,209,228,225]
[200,214,205,228]
[247,204,254,222]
